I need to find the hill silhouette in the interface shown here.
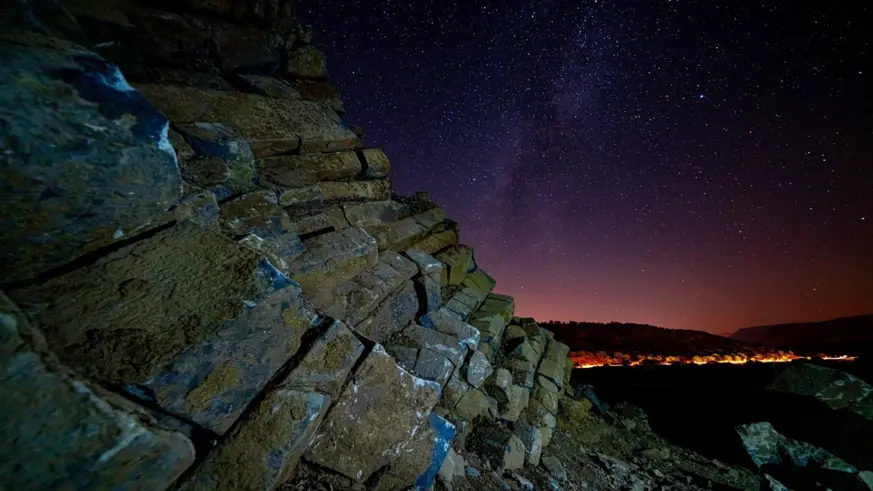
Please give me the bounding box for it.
[730,314,873,356]
[539,320,772,357]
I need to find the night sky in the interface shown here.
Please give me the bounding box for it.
[303,0,873,333]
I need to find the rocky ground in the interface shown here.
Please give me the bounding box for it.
[281,388,760,491]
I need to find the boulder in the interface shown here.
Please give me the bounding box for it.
[414,349,455,388]
[736,422,857,473]
[286,227,378,295]
[405,251,446,275]
[174,122,257,192]
[0,294,195,490]
[9,222,317,434]
[0,35,182,282]
[503,435,527,471]
[135,84,359,157]
[514,423,543,466]
[537,358,565,390]
[277,320,365,398]
[507,359,537,389]
[436,246,473,285]
[465,350,494,388]
[354,281,419,343]
[461,269,497,299]
[420,307,480,349]
[279,180,390,208]
[454,388,491,421]
[501,385,531,422]
[544,338,570,361]
[476,294,516,324]
[360,148,391,179]
[533,386,560,415]
[769,362,873,419]
[259,151,362,188]
[470,313,506,355]
[407,230,459,255]
[284,45,326,78]
[304,345,442,483]
[399,323,468,369]
[508,339,540,364]
[486,368,513,405]
[181,390,330,491]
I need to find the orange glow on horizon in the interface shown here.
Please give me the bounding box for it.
[571,351,857,369]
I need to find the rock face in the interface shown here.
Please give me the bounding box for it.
[0,33,182,282]
[0,4,586,490]
[9,222,317,434]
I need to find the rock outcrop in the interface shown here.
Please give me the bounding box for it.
[0,1,588,490]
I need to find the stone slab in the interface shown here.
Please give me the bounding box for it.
[278,320,365,398]
[420,307,480,350]
[400,324,468,369]
[10,222,317,434]
[0,293,195,490]
[407,230,458,255]
[286,227,377,295]
[279,180,390,208]
[354,281,420,343]
[259,151,362,189]
[135,84,359,158]
[181,390,330,491]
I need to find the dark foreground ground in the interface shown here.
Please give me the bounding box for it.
[572,357,873,470]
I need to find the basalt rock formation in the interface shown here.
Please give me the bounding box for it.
[0,1,579,489]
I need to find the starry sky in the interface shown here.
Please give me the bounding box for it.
[303,0,873,333]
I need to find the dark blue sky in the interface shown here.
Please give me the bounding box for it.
[303,0,872,332]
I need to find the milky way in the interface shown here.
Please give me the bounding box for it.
[304,0,873,333]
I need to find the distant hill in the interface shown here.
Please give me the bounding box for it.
[539,321,771,358]
[730,315,873,355]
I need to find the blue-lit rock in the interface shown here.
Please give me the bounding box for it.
[0,34,182,282]
[181,389,330,491]
[415,412,457,490]
[0,293,195,490]
[420,307,480,350]
[9,222,318,434]
[174,122,257,192]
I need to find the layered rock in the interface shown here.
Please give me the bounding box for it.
[0,2,585,490]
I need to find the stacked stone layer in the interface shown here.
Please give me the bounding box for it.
[0,1,576,489]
